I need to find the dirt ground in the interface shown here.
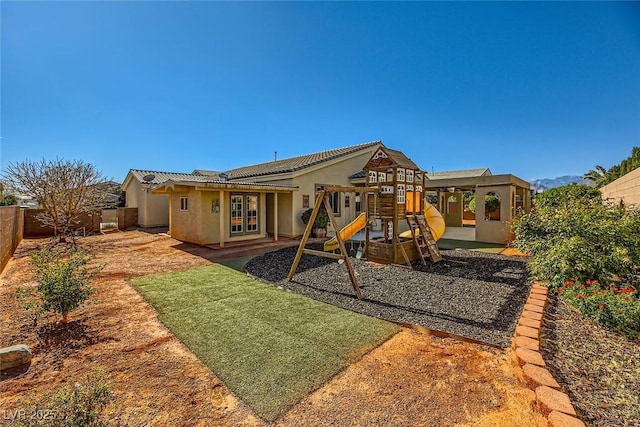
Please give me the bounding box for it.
[1,230,547,426]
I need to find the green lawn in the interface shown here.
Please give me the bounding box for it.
[131,264,400,421]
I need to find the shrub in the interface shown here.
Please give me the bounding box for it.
[513,184,640,338]
[17,368,114,427]
[28,247,103,323]
[513,191,640,289]
[468,194,500,215]
[555,280,640,340]
[0,194,18,206]
[301,208,330,229]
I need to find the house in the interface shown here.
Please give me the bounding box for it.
[122,170,213,227]
[128,141,383,245]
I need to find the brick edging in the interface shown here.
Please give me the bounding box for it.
[511,281,586,427]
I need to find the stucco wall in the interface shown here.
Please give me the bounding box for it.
[289,149,376,236]
[125,180,169,227]
[169,189,271,245]
[600,168,640,208]
[475,185,514,244]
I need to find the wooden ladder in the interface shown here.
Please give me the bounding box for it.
[407,215,442,263]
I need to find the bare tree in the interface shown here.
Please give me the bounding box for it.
[2,158,106,242]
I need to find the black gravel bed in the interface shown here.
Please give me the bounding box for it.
[245,244,532,348]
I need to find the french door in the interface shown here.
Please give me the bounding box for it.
[230,194,259,235]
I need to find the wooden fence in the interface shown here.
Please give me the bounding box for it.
[24,210,101,237]
[0,206,24,273]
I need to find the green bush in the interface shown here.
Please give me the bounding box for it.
[468,194,500,215]
[556,280,639,340]
[513,184,640,338]
[17,368,114,427]
[534,184,601,209]
[301,208,329,229]
[0,194,18,206]
[28,247,103,323]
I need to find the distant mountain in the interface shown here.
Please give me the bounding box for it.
[530,175,592,191]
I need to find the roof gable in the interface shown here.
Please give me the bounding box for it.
[125,169,211,186]
[364,146,422,171]
[224,140,382,180]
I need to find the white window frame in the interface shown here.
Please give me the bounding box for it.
[397,184,405,204]
[397,168,405,182]
[378,171,386,182]
[368,171,377,183]
[180,197,188,211]
[406,170,414,183]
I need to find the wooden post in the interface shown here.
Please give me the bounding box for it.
[323,193,362,299]
[219,190,225,249]
[274,192,279,241]
[287,190,363,300]
[287,191,325,281]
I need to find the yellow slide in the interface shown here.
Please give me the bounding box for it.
[399,202,446,241]
[323,212,368,252]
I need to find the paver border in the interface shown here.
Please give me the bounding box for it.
[510,281,587,427]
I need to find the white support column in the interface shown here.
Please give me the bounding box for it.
[274,192,279,241]
[219,190,225,249]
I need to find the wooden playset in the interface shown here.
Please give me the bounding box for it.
[288,147,444,299]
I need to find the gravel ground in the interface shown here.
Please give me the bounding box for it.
[246,245,532,348]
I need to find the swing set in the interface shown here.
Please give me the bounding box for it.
[287,186,378,300]
[288,146,445,300]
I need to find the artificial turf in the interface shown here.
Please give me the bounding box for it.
[131,264,400,421]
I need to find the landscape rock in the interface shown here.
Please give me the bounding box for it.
[0,344,32,370]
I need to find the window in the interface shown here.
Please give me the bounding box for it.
[302,194,310,209]
[231,194,260,234]
[484,192,501,221]
[180,197,188,211]
[397,168,405,182]
[397,184,405,204]
[368,171,377,183]
[330,191,340,216]
[231,195,243,233]
[246,195,258,232]
[378,171,386,182]
[406,170,414,183]
[381,185,394,194]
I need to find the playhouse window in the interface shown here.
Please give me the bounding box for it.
[378,171,386,182]
[397,184,405,204]
[406,170,414,183]
[397,169,405,182]
[180,197,188,211]
[369,171,377,183]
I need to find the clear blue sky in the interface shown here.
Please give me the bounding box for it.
[2,1,639,183]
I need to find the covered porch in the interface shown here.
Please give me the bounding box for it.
[152,180,297,247]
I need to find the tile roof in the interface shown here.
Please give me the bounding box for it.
[128,169,211,185]
[349,170,366,179]
[427,168,491,179]
[225,141,382,180]
[192,169,221,177]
